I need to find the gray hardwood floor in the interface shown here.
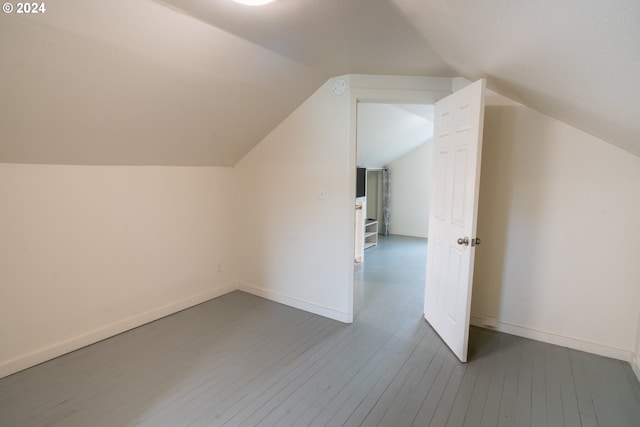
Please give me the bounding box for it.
[1,235,639,426]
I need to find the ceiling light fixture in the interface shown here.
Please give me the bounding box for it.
[232,0,276,5]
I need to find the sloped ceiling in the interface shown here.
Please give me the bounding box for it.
[357,103,434,168]
[1,0,638,165]
[392,0,640,156]
[0,0,328,166]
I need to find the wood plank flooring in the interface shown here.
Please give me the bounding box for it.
[1,235,639,426]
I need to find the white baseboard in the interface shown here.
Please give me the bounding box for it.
[390,231,429,239]
[470,315,633,363]
[631,353,640,383]
[0,283,236,379]
[238,282,352,323]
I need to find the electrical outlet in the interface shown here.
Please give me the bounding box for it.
[216,262,223,272]
[318,188,326,200]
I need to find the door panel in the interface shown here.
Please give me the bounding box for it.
[424,79,486,362]
[452,147,469,226]
[434,150,448,221]
[445,247,463,321]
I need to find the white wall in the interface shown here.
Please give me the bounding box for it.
[233,78,354,321]
[388,141,433,238]
[0,164,236,378]
[471,101,640,361]
[634,314,640,379]
[233,74,452,322]
[0,74,453,377]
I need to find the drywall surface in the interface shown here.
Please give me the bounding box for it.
[392,0,640,157]
[388,141,432,238]
[357,103,434,168]
[637,314,640,356]
[233,77,353,321]
[233,74,452,322]
[634,314,640,380]
[472,102,640,358]
[0,164,236,377]
[0,0,325,166]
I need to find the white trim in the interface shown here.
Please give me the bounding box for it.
[631,352,640,383]
[389,231,429,239]
[238,282,352,323]
[470,315,633,362]
[0,284,236,379]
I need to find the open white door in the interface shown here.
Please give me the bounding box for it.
[424,79,486,362]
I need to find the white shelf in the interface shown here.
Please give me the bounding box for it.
[364,219,378,249]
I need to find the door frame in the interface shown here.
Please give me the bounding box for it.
[347,77,453,322]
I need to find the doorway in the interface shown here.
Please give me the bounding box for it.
[354,100,434,317]
[347,77,486,362]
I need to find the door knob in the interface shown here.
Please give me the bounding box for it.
[457,237,469,246]
[472,237,481,246]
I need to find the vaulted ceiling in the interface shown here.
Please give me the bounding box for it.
[357,103,434,168]
[1,0,638,165]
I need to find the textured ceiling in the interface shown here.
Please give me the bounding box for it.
[1,0,638,165]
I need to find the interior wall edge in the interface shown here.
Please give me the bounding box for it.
[237,282,352,324]
[632,353,640,384]
[470,315,634,364]
[0,282,238,380]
